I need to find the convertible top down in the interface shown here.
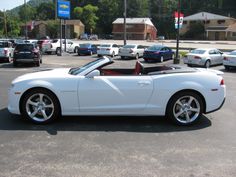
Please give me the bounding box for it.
[8,57,226,125]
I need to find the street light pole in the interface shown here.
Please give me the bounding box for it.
[123,0,127,45]
[24,0,28,40]
[174,0,181,64]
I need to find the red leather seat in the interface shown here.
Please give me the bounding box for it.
[134,61,144,75]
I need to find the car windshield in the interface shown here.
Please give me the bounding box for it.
[80,44,91,48]
[100,44,111,47]
[69,58,105,75]
[229,51,236,55]
[15,44,34,50]
[123,45,136,48]
[147,45,162,51]
[190,49,206,54]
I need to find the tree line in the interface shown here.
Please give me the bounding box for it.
[0,0,235,39]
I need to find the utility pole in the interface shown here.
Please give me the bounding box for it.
[123,0,127,45]
[24,0,28,40]
[3,9,7,38]
[174,0,181,64]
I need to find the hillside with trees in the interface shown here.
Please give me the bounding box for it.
[0,0,235,39]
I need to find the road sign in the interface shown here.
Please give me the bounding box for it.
[174,11,184,29]
[57,0,71,19]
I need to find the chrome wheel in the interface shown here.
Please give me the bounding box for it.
[167,91,203,125]
[25,93,54,122]
[173,96,200,124]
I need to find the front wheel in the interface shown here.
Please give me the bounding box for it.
[21,89,60,124]
[204,60,211,68]
[166,91,203,126]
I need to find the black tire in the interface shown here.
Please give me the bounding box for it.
[13,61,18,67]
[166,91,204,126]
[204,60,211,68]
[74,46,79,53]
[121,56,125,59]
[111,51,115,58]
[224,66,230,71]
[21,89,60,124]
[56,48,61,55]
[187,64,192,67]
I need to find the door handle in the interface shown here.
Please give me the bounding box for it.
[138,81,151,86]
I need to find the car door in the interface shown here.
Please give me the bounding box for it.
[78,75,154,113]
[112,44,119,55]
[215,49,223,64]
[208,50,218,65]
[137,45,145,57]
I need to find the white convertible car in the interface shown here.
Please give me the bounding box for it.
[8,57,226,125]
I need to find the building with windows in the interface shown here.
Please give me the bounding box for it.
[180,12,236,40]
[112,18,157,40]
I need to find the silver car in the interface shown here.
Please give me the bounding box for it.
[118,44,145,59]
[184,48,224,68]
[223,50,236,70]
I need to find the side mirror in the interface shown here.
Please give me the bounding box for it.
[86,70,100,78]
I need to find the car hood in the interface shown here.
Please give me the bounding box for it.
[12,68,71,83]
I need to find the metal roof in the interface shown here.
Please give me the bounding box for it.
[184,12,233,21]
[113,18,155,26]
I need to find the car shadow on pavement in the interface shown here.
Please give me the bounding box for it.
[0,108,211,135]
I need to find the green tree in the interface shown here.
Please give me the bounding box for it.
[36,2,55,20]
[46,20,59,38]
[19,4,36,22]
[74,4,99,33]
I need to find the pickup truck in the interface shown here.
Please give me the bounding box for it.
[45,39,80,55]
[0,41,14,62]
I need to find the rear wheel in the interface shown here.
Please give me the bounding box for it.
[21,89,60,124]
[166,91,203,126]
[111,51,115,58]
[74,46,79,53]
[56,48,61,55]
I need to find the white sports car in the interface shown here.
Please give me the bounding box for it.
[8,57,226,125]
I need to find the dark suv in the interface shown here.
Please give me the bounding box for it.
[13,43,42,67]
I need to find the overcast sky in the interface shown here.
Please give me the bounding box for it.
[0,0,26,11]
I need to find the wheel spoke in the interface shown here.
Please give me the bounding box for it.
[175,110,185,118]
[185,112,191,122]
[41,110,48,120]
[39,94,44,103]
[27,100,38,107]
[30,109,38,118]
[176,100,183,107]
[189,107,199,113]
[188,97,194,105]
[44,103,54,108]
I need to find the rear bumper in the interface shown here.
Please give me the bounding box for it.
[205,97,225,114]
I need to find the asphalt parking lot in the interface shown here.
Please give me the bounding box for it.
[0,54,236,177]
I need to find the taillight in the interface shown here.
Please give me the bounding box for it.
[220,79,225,86]
[223,57,229,60]
[194,56,201,59]
[106,48,111,51]
[4,49,8,55]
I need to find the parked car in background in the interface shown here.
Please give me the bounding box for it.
[184,48,224,68]
[78,43,97,56]
[79,34,89,40]
[118,44,145,59]
[45,39,80,55]
[13,43,42,67]
[89,34,98,40]
[143,45,174,62]
[223,50,236,70]
[0,41,14,62]
[37,39,51,53]
[97,43,119,57]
